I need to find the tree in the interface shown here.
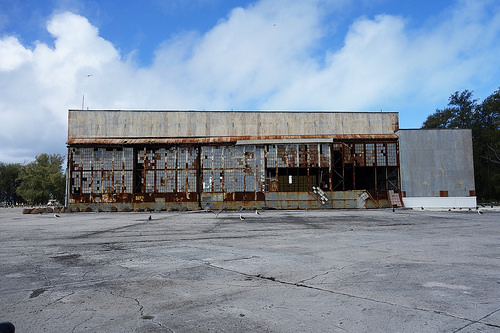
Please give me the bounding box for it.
[0,162,23,204]
[473,88,500,198]
[422,88,500,200]
[476,88,500,163]
[422,90,477,130]
[16,154,66,205]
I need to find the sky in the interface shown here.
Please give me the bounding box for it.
[0,0,500,164]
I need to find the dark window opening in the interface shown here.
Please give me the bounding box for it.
[376,167,387,190]
[277,168,316,192]
[387,166,399,191]
[332,168,343,191]
[273,167,331,192]
[333,149,343,168]
[318,168,330,191]
[355,167,376,190]
[344,164,354,190]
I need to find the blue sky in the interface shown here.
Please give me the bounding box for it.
[1,0,500,163]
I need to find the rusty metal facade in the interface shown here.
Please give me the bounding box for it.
[68,141,400,211]
[67,110,404,210]
[70,147,134,195]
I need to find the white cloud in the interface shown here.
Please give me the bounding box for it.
[0,0,499,163]
[0,36,33,71]
[0,12,120,162]
[263,14,412,111]
[264,2,500,112]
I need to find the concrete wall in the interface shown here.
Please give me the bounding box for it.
[402,197,476,209]
[398,129,476,207]
[68,110,399,139]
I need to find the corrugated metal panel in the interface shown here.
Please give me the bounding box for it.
[398,129,475,198]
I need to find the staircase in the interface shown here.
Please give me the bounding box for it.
[311,186,329,205]
[388,190,403,207]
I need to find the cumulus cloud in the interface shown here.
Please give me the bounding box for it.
[0,36,33,71]
[0,12,120,162]
[265,1,500,111]
[0,0,499,163]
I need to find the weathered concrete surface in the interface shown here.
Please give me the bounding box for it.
[68,110,399,140]
[0,208,499,332]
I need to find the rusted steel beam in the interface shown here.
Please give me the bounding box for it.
[67,134,398,145]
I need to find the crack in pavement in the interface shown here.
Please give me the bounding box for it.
[34,264,53,287]
[71,221,147,239]
[46,291,75,307]
[134,297,145,317]
[71,314,94,333]
[223,256,259,262]
[452,308,500,332]
[296,271,332,284]
[207,262,496,328]
[109,291,174,332]
[204,219,226,233]
[135,297,175,332]
[151,320,175,333]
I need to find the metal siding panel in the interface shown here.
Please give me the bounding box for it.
[398,129,475,198]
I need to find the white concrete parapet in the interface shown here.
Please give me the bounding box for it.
[402,197,477,209]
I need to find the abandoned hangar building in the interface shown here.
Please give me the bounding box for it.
[66,110,476,211]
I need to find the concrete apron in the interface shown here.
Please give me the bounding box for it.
[1,207,499,332]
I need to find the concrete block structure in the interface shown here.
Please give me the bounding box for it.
[66,110,476,211]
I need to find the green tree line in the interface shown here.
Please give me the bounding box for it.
[422,88,500,200]
[0,153,65,205]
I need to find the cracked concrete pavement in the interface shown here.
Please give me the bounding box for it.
[0,207,499,332]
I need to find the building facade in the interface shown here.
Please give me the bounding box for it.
[66,110,475,211]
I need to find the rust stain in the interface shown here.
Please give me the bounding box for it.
[67,134,398,145]
[68,140,400,209]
